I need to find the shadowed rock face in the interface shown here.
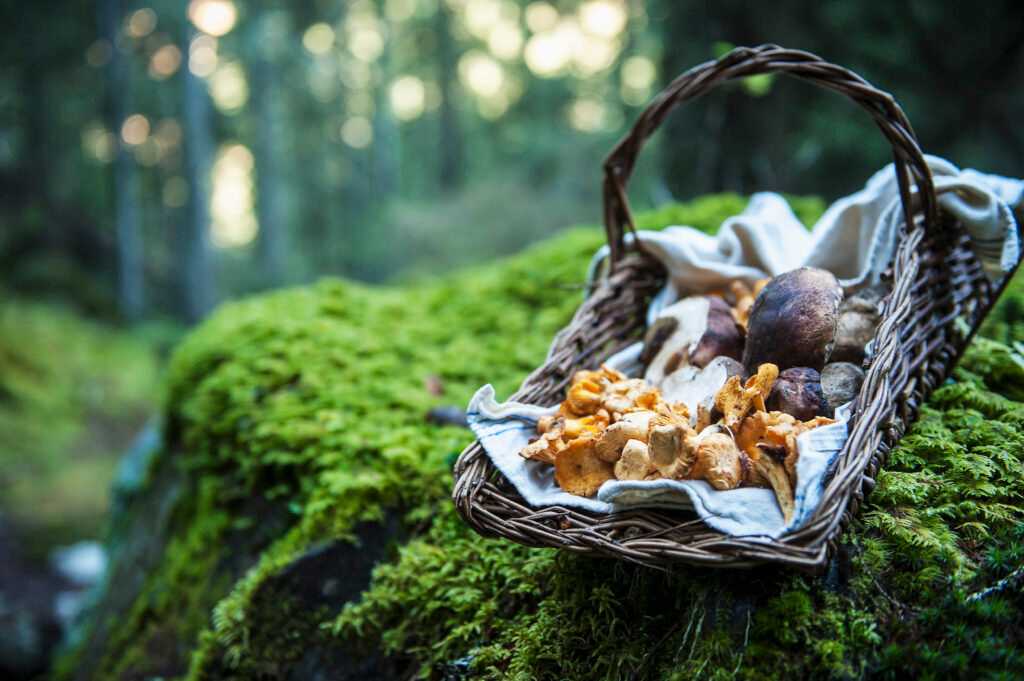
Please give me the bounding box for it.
[743,267,843,372]
[0,522,66,680]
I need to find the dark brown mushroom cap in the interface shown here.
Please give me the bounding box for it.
[742,267,843,372]
[766,367,831,420]
[690,296,745,367]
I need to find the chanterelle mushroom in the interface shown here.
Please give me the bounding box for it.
[595,411,654,462]
[689,432,743,490]
[614,439,656,481]
[554,435,615,497]
[648,422,698,479]
[754,445,795,523]
[714,363,779,429]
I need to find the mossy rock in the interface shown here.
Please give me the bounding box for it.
[58,195,1023,680]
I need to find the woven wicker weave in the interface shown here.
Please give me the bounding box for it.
[452,45,1020,570]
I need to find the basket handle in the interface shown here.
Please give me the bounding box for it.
[602,44,940,267]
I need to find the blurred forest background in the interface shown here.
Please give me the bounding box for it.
[2,0,1022,324]
[0,2,1022,675]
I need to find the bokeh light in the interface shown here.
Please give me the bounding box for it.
[211,143,257,248]
[578,1,627,38]
[567,98,608,132]
[487,21,523,60]
[463,0,502,40]
[525,2,559,32]
[302,23,335,55]
[385,0,417,22]
[209,62,248,113]
[390,76,426,121]
[573,33,620,75]
[81,124,116,163]
[133,138,162,166]
[188,35,218,77]
[621,55,656,104]
[346,7,384,62]
[120,114,150,146]
[126,8,157,39]
[524,29,571,77]
[340,117,373,149]
[188,0,238,37]
[152,119,183,161]
[458,51,505,98]
[148,44,182,79]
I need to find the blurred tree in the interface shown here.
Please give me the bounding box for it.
[248,9,286,287]
[436,0,463,192]
[102,0,145,320]
[181,24,216,321]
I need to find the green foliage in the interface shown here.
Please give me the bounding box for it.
[0,300,159,547]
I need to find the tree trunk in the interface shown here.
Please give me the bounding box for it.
[371,17,399,203]
[435,0,462,192]
[250,24,286,288]
[101,0,145,321]
[180,26,216,322]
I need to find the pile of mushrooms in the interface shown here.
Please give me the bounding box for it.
[519,267,885,522]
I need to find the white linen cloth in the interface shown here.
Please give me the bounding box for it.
[467,156,1023,539]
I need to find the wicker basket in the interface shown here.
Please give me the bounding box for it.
[452,44,1021,570]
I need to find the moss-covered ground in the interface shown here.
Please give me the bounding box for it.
[0,300,160,553]
[59,195,1023,680]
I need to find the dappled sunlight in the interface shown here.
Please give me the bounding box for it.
[390,75,427,121]
[188,34,218,77]
[148,43,182,80]
[126,8,157,39]
[81,124,116,163]
[578,0,627,38]
[209,62,249,113]
[211,144,257,248]
[302,22,335,56]
[120,114,150,146]
[341,116,374,149]
[188,0,237,37]
[525,1,559,32]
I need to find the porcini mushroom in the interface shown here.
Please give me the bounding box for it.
[659,356,747,428]
[831,285,886,364]
[742,267,843,372]
[821,361,865,410]
[642,296,745,385]
[766,367,831,420]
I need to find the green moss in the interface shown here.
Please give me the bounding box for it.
[63,195,1024,679]
[0,300,159,549]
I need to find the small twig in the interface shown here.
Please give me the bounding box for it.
[965,564,1024,604]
